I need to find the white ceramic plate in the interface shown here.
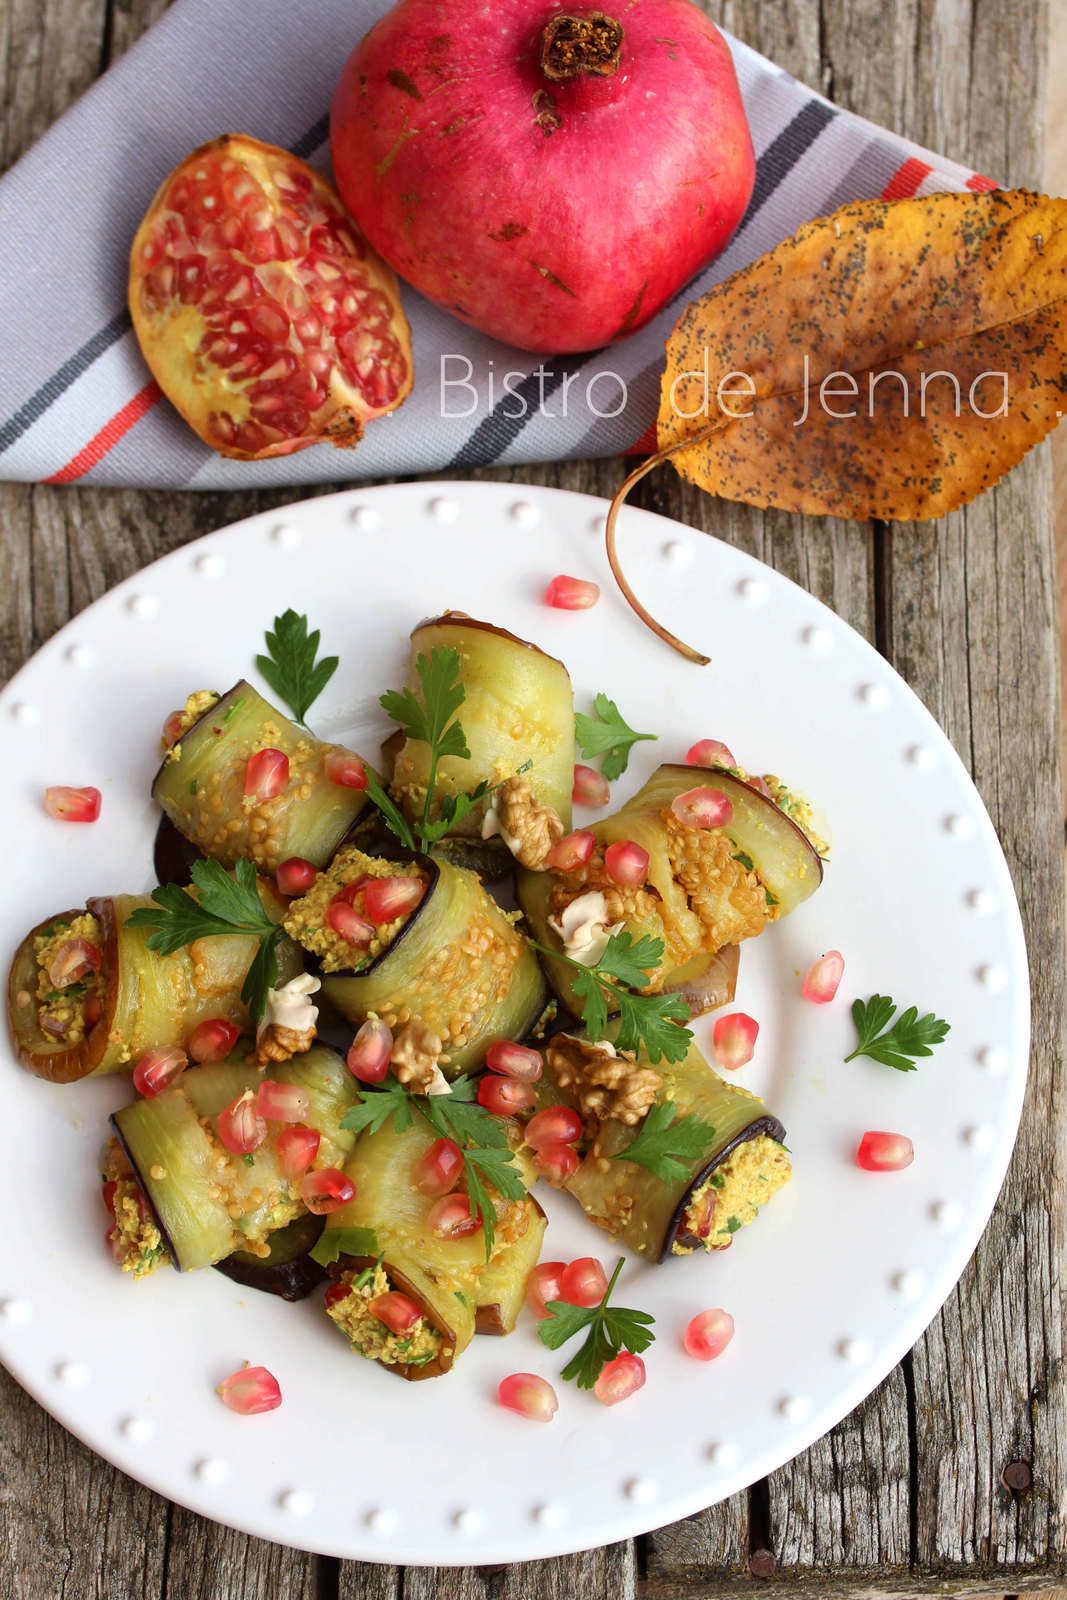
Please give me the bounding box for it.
[0,481,1028,1565]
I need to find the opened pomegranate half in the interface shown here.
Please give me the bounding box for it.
[128,134,414,460]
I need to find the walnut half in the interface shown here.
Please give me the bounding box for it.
[255,1023,317,1066]
[391,1018,445,1093]
[546,1034,661,1127]
[487,777,564,871]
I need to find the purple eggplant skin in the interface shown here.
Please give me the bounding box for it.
[153,814,205,886]
[215,1216,327,1301]
[664,1114,787,1261]
[109,1112,183,1267]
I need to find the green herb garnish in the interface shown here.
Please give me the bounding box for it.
[531,930,692,1063]
[575,693,656,781]
[719,1215,742,1236]
[256,609,338,725]
[538,1257,655,1389]
[310,1227,380,1269]
[610,1100,715,1183]
[846,994,951,1073]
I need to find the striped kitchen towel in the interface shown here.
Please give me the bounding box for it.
[0,0,992,490]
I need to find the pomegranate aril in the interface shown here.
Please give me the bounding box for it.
[347,1018,393,1083]
[188,1017,241,1064]
[44,786,101,823]
[162,709,185,746]
[686,739,736,769]
[300,1167,355,1214]
[856,1131,914,1172]
[132,1046,188,1098]
[498,1373,558,1423]
[244,747,289,802]
[534,1143,580,1185]
[363,875,425,925]
[670,786,734,831]
[427,1193,480,1239]
[595,1351,646,1405]
[368,1290,422,1334]
[276,857,317,897]
[712,1012,759,1071]
[413,1137,464,1197]
[573,764,610,807]
[277,1124,320,1180]
[323,748,369,790]
[102,1179,118,1219]
[802,950,845,1004]
[559,1257,608,1308]
[545,829,596,872]
[323,1280,349,1310]
[545,574,600,611]
[47,937,101,989]
[256,1079,311,1123]
[83,996,102,1028]
[604,839,650,888]
[485,1040,542,1082]
[526,1261,567,1319]
[216,1089,267,1155]
[216,1364,282,1415]
[525,1106,583,1150]
[684,1308,735,1361]
[326,900,374,947]
[477,1076,535,1117]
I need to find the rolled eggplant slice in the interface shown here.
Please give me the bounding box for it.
[389,614,574,850]
[289,845,547,1075]
[535,1031,790,1262]
[214,1213,326,1302]
[8,890,300,1082]
[152,680,373,873]
[474,1196,547,1335]
[319,1119,540,1379]
[518,763,821,1012]
[110,1047,359,1273]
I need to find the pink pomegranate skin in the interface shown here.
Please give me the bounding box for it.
[330,1,755,353]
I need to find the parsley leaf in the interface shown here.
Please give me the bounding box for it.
[575,693,656,782]
[364,771,417,851]
[380,648,469,759]
[310,1227,379,1268]
[538,1258,656,1389]
[845,994,951,1072]
[340,1076,415,1138]
[255,609,338,725]
[537,930,693,1064]
[610,1101,716,1183]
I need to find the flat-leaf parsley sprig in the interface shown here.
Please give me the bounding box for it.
[126,858,283,1022]
[845,994,951,1072]
[530,929,693,1063]
[538,1257,655,1389]
[255,610,338,726]
[610,1100,716,1183]
[575,693,656,781]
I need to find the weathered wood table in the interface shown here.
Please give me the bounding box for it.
[1,1,1063,1595]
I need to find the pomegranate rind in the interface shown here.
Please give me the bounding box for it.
[129,134,413,461]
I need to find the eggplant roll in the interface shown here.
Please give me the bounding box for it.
[389,615,574,853]
[108,1048,359,1274]
[286,844,547,1075]
[319,1119,542,1379]
[215,1212,326,1301]
[152,680,372,873]
[518,763,822,1015]
[8,890,300,1083]
[535,1031,790,1261]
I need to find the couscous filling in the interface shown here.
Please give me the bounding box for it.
[33,912,104,1045]
[101,1139,169,1278]
[160,688,220,763]
[673,1135,792,1255]
[326,1264,443,1368]
[284,845,427,973]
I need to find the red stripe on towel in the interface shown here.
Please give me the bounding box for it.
[966,173,998,192]
[44,381,161,484]
[881,158,933,200]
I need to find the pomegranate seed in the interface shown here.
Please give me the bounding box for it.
[749,775,773,798]
[363,875,425,925]
[334,874,374,906]
[684,1308,735,1361]
[102,1179,118,1219]
[44,786,101,823]
[534,1143,580,1185]
[595,1351,646,1406]
[244,747,289,802]
[346,1018,393,1083]
[802,950,845,1004]
[300,1167,355,1214]
[485,1040,543,1082]
[559,1257,608,1308]
[162,709,185,747]
[326,899,374,947]
[604,839,650,888]
[276,857,317,896]
[686,739,735,769]
[526,1261,566,1319]
[46,937,101,989]
[525,1106,583,1150]
[132,1046,188,1098]
[256,1079,310,1123]
[712,1012,759,1071]
[545,574,600,610]
[368,1290,422,1334]
[477,1076,535,1117]
[324,749,368,789]
[84,996,102,1027]
[277,1124,320,1179]
[572,764,610,807]
[324,1281,349,1310]
[427,1193,480,1239]
[545,829,596,872]
[188,1017,241,1063]
[412,1137,464,1197]
[216,1364,282,1415]
[856,1131,914,1172]
[670,786,734,831]
[498,1373,558,1423]
[216,1089,267,1155]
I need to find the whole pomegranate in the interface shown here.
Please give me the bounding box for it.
[330,2,755,354]
[129,135,413,459]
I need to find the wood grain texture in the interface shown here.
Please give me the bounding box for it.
[0,0,1063,1596]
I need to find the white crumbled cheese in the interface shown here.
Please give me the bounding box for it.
[548,890,624,967]
[480,801,523,856]
[426,1065,453,1097]
[258,973,321,1038]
